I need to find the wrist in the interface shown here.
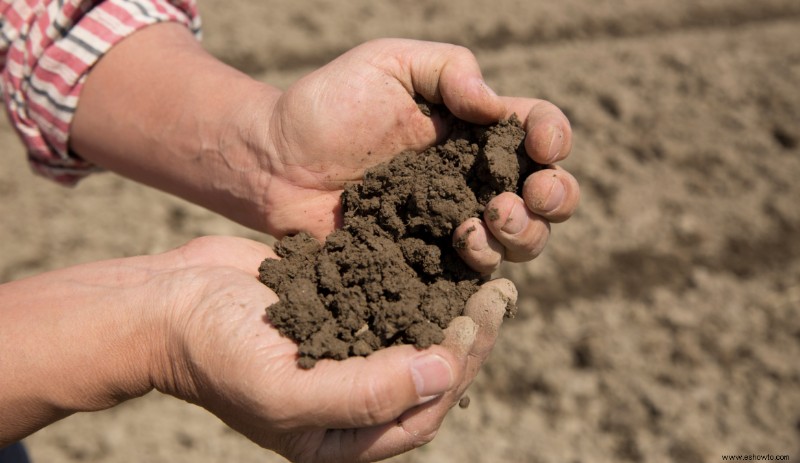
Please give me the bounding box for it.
[215,81,283,232]
[0,256,164,444]
[70,22,284,232]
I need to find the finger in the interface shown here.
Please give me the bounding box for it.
[270,344,460,431]
[382,39,506,124]
[464,279,516,361]
[370,286,513,459]
[309,422,427,463]
[437,280,516,415]
[483,192,551,263]
[501,96,573,164]
[380,316,476,442]
[522,166,580,223]
[462,279,517,381]
[453,218,504,275]
[309,317,476,463]
[386,317,476,433]
[431,316,479,400]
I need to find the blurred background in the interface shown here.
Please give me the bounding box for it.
[2,1,799,462]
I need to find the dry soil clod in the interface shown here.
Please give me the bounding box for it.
[258,115,541,368]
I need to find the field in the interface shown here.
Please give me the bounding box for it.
[2,1,799,462]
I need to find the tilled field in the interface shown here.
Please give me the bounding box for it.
[3,1,798,462]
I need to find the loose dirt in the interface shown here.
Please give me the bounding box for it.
[258,115,540,368]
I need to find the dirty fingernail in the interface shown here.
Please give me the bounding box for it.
[464,223,487,252]
[411,354,454,398]
[501,202,527,234]
[542,177,565,212]
[547,126,564,162]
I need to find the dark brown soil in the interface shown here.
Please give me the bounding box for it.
[258,115,540,368]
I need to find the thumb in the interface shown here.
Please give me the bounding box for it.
[307,318,478,463]
[277,344,463,429]
[376,39,506,124]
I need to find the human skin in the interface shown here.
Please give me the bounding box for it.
[0,22,580,462]
[69,23,580,275]
[0,236,516,462]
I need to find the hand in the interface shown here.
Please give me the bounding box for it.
[260,38,580,274]
[152,236,516,462]
[71,28,578,274]
[0,234,513,460]
[70,29,579,274]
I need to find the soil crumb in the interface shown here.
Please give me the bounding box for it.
[259,115,540,368]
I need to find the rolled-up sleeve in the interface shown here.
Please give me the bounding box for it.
[0,0,200,185]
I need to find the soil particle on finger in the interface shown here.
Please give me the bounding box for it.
[487,206,501,222]
[259,115,542,368]
[452,225,477,251]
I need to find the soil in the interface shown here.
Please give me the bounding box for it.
[4,1,800,462]
[258,116,537,368]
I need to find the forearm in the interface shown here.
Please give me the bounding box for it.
[70,22,281,231]
[0,256,167,446]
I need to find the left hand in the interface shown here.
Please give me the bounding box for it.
[150,236,516,462]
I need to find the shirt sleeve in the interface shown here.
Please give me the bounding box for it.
[0,0,201,185]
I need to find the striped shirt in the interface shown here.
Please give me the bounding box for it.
[0,0,200,185]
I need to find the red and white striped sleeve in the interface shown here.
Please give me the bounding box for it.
[0,0,200,185]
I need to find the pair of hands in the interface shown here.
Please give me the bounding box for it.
[167,41,578,461]
[66,27,579,463]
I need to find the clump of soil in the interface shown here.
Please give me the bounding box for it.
[259,114,540,368]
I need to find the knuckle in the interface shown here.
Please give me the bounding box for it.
[529,99,563,119]
[444,44,476,63]
[400,416,442,448]
[448,43,471,55]
[506,224,550,262]
[354,377,398,425]
[413,427,439,448]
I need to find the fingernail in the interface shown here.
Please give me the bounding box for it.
[501,202,527,234]
[547,126,564,163]
[465,222,487,252]
[542,176,565,212]
[411,354,454,398]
